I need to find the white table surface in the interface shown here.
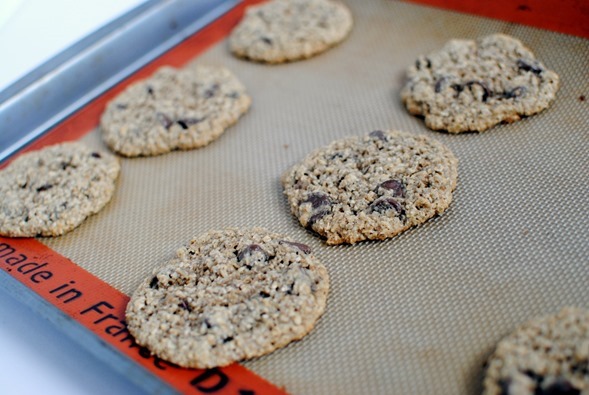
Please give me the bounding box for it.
[0,0,145,91]
[0,1,150,394]
[0,286,145,395]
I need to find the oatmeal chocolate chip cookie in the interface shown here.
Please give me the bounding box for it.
[229,0,353,63]
[282,130,458,245]
[100,65,251,157]
[483,307,589,395]
[401,34,559,133]
[0,142,120,237]
[126,228,329,368]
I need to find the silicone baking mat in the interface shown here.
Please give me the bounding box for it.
[2,1,588,394]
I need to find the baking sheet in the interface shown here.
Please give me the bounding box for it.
[39,1,589,393]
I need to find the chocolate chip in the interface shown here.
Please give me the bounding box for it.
[286,283,295,295]
[523,370,543,385]
[302,192,332,228]
[498,379,510,395]
[259,291,271,298]
[149,277,159,289]
[464,80,491,102]
[452,80,491,101]
[539,380,580,395]
[280,240,312,254]
[503,86,527,99]
[177,117,204,129]
[179,299,192,312]
[434,77,448,93]
[204,83,219,98]
[415,57,432,70]
[116,103,128,110]
[222,336,234,343]
[329,152,345,161]
[304,192,331,210]
[579,95,586,102]
[146,86,154,95]
[227,91,240,99]
[91,152,102,158]
[261,37,272,45]
[377,179,406,197]
[451,83,464,94]
[517,59,543,75]
[571,362,589,375]
[369,130,387,141]
[156,112,173,129]
[36,184,53,192]
[369,197,405,217]
[308,210,330,228]
[237,244,269,262]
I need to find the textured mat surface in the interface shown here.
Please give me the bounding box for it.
[42,1,589,393]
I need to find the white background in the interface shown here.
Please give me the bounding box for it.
[0,286,144,394]
[0,0,145,91]
[0,1,149,393]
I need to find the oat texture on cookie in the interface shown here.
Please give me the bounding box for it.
[282,130,458,245]
[229,0,353,63]
[483,307,589,395]
[401,34,559,133]
[100,65,251,157]
[125,228,329,369]
[0,142,120,237]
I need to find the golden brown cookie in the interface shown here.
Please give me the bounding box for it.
[401,34,559,133]
[282,130,458,245]
[126,228,329,368]
[0,142,120,237]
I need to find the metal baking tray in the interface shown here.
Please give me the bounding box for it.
[1,1,588,394]
[0,0,238,163]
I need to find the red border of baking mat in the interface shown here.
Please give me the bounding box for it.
[403,0,589,39]
[0,1,285,394]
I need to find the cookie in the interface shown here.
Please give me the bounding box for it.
[401,34,559,133]
[483,307,589,395]
[126,228,329,368]
[282,130,458,245]
[0,142,120,237]
[229,0,353,63]
[100,65,251,157]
